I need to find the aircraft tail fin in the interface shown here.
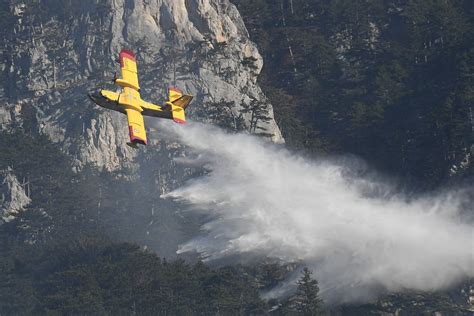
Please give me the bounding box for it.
[168,87,193,124]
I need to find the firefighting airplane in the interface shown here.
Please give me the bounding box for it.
[88,49,193,148]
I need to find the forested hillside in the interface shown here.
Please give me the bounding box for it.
[0,236,270,314]
[233,0,473,188]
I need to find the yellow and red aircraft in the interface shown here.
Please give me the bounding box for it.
[88,49,193,148]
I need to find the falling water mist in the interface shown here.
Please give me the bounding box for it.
[157,121,473,303]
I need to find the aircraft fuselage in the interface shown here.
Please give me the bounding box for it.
[88,90,173,120]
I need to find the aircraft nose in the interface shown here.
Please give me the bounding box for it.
[87,91,102,102]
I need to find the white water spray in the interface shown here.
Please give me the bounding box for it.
[159,121,473,303]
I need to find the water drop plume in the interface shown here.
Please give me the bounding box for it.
[158,121,473,303]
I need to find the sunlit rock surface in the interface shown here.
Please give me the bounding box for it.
[0,168,31,224]
[1,0,283,171]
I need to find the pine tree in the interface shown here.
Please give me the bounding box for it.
[239,98,272,134]
[292,267,322,315]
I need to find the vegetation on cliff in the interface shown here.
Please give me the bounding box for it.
[233,0,474,189]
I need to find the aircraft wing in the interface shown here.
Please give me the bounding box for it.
[116,49,140,91]
[125,108,147,146]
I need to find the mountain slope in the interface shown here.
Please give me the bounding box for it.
[0,0,284,254]
[233,0,474,189]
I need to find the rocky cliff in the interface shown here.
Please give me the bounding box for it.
[0,167,30,224]
[0,0,284,255]
[1,0,283,172]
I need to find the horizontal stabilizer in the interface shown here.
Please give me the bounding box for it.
[172,94,193,109]
[167,87,193,124]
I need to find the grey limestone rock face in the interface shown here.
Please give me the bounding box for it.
[0,104,13,129]
[1,0,283,172]
[0,168,31,224]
